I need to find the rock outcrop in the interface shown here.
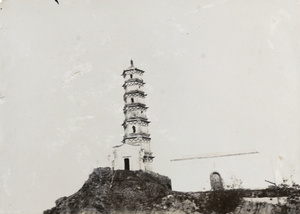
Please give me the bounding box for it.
[44,167,172,214]
[44,167,298,214]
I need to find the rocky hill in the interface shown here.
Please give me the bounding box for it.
[44,167,299,214]
[44,167,172,214]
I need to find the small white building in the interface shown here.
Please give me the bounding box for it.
[111,60,154,171]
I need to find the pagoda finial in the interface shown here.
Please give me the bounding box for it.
[130,59,134,67]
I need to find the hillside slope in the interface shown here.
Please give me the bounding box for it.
[44,167,297,214]
[44,167,172,214]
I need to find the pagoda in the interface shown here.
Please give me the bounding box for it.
[111,60,154,171]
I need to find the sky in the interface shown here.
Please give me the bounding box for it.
[0,0,300,213]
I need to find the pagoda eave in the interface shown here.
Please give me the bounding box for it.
[124,90,146,96]
[122,78,144,85]
[123,103,147,111]
[123,106,148,114]
[122,68,145,76]
[121,118,151,127]
[123,135,151,139]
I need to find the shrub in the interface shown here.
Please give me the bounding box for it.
[206,189,243,214]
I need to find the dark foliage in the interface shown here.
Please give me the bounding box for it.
[205,189,243,214]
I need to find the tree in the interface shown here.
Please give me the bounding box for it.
[206,177,243,214]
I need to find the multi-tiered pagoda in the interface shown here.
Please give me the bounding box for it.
[111,60,154,171]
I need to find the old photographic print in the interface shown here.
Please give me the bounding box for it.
[0,0,299,213]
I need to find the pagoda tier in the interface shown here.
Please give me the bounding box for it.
[122,78,145,87]
[123,103,147,111]
[123,90,147,101]
[123,105,148,113]
[122,67,145,77]
[122,117,150,127]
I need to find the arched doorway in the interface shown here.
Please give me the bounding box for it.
[210,172,224,191]
[124,158,130,170]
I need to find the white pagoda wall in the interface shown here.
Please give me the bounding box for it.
[112,144,145,171]
[125,110,147,119]
[124,73,143,81]
[125,84,143,92]
[125,96,145,105]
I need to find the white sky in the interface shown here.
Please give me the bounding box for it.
[0,0,300,213]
